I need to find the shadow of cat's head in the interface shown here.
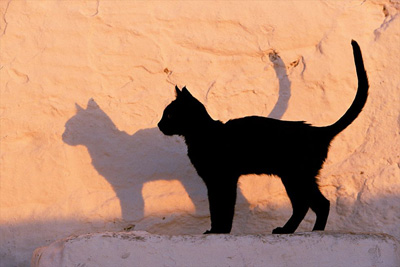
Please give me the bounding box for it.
[62,98,120,146]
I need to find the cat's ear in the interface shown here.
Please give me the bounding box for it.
[182,86,192,97]
[175,85,182,97]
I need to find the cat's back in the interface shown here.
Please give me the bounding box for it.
[224,116,311,136]
[222,115,324,152]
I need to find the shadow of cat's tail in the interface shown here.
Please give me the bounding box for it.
[267,50,291,119]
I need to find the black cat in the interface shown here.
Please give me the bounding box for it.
[158,40,368,234]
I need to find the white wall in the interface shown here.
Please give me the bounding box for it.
[1,1,399,266]
[32,232,400,267]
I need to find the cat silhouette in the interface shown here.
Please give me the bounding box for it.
[61,48,292,231]
[158,40,369,234]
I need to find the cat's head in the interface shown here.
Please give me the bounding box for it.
[158,86,211,136]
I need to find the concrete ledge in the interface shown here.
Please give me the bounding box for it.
[32,231,400,267]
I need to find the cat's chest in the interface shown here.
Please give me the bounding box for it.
[185,137,226,171]
[186,140,221,160]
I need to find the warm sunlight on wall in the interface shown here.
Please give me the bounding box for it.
[1,1,400,266]
[142,180,196,216]
[239,175,290,209]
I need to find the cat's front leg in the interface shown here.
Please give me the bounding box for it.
[203,177,238,234]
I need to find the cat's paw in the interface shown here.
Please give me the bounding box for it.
[272,227,293,234]
[203,229,230,234]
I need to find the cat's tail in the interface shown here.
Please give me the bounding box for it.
[324,40,369,137]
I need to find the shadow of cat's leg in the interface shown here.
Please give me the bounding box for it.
[115,186,145,222]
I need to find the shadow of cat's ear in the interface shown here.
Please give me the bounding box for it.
[87,98,100,109]
[75,103,84,112]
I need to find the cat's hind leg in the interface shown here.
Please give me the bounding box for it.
[272,178,310,234]
[309,184,330,231]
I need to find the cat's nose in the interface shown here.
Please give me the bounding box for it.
[157,121,163,132]
[158,121,169,135]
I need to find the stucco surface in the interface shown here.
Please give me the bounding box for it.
[1,1,399,266]
[31,231,400,267]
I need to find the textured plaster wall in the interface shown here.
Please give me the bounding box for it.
[0,1,399,266]
[32,232,400,267]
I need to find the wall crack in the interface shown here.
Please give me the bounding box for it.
[1,0,12,37]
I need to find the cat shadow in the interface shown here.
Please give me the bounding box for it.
[61,54,291,230]
[62,100,206,222]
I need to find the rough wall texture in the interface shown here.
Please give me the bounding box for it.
[0,1,399,266]
[31,231,400,267]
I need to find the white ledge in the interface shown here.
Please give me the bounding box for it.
[32,231,400,267]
